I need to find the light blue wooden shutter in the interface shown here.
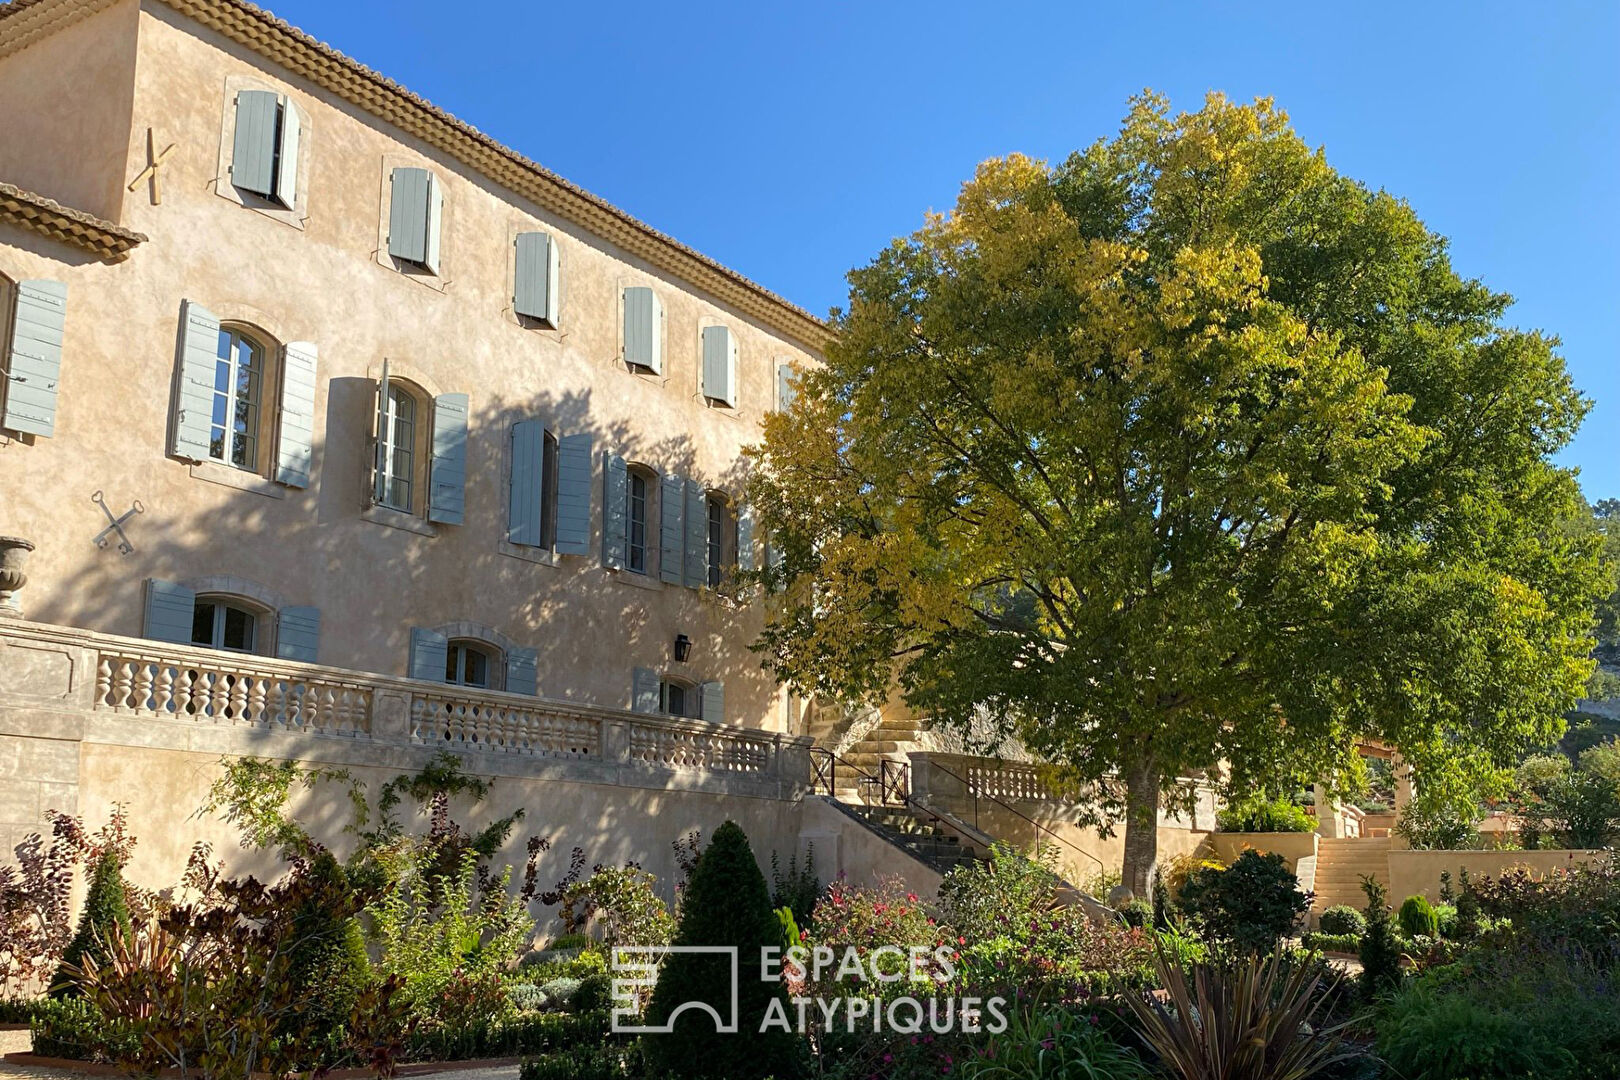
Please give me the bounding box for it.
[682,479,706,588]
[699,680,724,724]
[701,325,736,407]
[388,167,435,267]
[144,579,195,644]
[508,420,544,545]
[736,502,755,573]
[602,453,628,568]
[554,432,593,555]
[275,340,317,487]
[409,627,449,681]
[231,89,278,197]
[172,300,220,460]
[659,474,685,585]
[623,287,662,373]
[273,97,299,207]
[514,232,558,323]
[275,606,320,663]
[2,279,67,437]
[632,667,660,714]
[777,362,797,411]
[428,392,468,525]
[505,647,538,696]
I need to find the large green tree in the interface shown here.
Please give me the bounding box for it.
[748,93,1610,895]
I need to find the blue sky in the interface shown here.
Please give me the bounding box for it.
[263,0,1619,498]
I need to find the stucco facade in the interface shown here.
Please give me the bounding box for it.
[0,0,825,728]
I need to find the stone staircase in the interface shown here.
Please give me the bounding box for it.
[823,799,983,874]
[834,712,926,799]
[1310,836,1392,920]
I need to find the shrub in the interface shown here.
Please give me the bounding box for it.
[507,982,548,1012]
[1468,858,1620,949]
[769,845,819,926]
[642,821,801,1080]
[1177,850,1309,953]
[49,850,132,998]
[1397,894,1440,938]
[1433,902,1459,938]
[29,995,139,1062]
[369,847,533,1026]
[1358,877,1402,1004]
[1299,932,1360,954]
[962,1003,1153,1080]
[520,1043,636,1080]
[407,1007,610,1063]
[1317,905,1366,937]
[570,972,611,1013]
[938,843,1061,932]
[1115,897,1153,929]
[1216,797,1316,833]
[555,864,674,950]
[1376,943,1620,1080]
[538,977,581,1005]
[1394,800,1482,850]
[1123,943,1356,1080]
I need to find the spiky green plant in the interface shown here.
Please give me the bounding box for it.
[1123,941,1356,1080]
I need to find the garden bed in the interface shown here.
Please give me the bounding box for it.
[2,1052,526,1079]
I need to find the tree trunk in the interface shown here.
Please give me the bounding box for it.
[1121,760,1161,901]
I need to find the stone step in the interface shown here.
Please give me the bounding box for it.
[850,739,911,753]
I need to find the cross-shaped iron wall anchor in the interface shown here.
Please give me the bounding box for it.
[127,128,176,205]
[92,490,144,555]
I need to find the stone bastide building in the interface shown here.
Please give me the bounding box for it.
[0,0,1218,905]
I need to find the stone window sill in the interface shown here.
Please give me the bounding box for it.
[605,567,662,592]
[498,540,560,567]
[189,461,286,499]
[362,503,436,537]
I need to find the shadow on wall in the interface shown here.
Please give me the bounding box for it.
[21,381,799,900]
[32,383,775,716]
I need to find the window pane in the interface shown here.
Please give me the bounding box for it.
[191,602,216,646]
[465,649,488,688]
[665,682,686,717]
[445,645,460,683]
[628,472,647,573]
[222,607,254,651]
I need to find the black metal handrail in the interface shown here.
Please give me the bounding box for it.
[921,757,1105,877]
[807,746,1105,880]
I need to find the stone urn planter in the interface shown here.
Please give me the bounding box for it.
[0,535,34,619]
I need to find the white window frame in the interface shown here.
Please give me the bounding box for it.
[190,595,264,654]
[445,637,502,691]
[208,325,266,472]
[378,384,419,513]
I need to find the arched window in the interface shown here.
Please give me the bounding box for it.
[210,325,266,470]
[660,675,696,718]
[445,638,502,690]
[190,595,265,653]
[626,466,652,574]
[377,383,420,512]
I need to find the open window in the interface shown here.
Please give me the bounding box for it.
[445,638,502,691]
[370,364,467,524]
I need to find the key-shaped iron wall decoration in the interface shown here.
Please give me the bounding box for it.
[91,490,144,555]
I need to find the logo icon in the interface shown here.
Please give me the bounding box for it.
[610,945,739,1034]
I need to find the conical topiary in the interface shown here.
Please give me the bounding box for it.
[51,849,133,997]
[643,821,802,1079]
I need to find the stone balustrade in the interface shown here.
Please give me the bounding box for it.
[0,618,810,801]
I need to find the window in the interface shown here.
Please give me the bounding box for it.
[445,638,500,689]
[230,90,299,207]
[660,677,695,718]
[701,325,737,407]
[627,468,649,574]
[209,326,264,470]
[541,430,560,549]
[190,598,258,653]
[622,286,663,373]
[378,384,417,512]
[707,495,726,587]
[387,167,442,274]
